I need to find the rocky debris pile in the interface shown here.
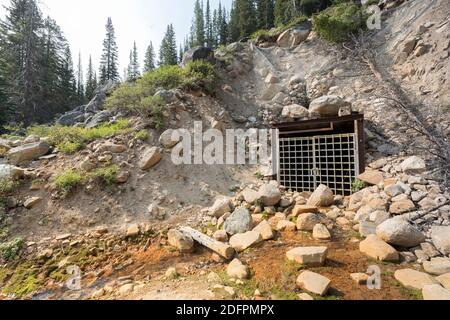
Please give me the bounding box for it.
[56,80,117,128]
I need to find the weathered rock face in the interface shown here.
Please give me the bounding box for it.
[281,104,309,120]
[229,231,262,252]
[0,164,25,180]
[286,247,328,266]
[277,22,311,48]
[261,84,282,100]
[357,170,384,185]
[436,274,450,290]
[227,259,249,280]
[307,184,334,207]
[400,156,426,173]
[389,200,416,215]
[394,269,439,290]
[423,258,450,276]
[159,129,182,149]
[57,109,85,126]
[97,142,127,154]
[253,220,274,240]
[181,46,215,67]
[359,235,399,262]
[224,208,253,236]
[209,197,232,218]
[7,141,50,165]
[431,226,450,255]
[167,229,194,253]
[309,95,352,117]
[297,213,321,231]
[422,284,450,300]
[138,147,162,170]
[276,220,297,232]
[376,218,425,248]
[85,110,113,129]
[153,89,179,104]
[313,224,331,240]
[257,183,281,206]
[296,271,331,296]
[24,197,42,209]
[242,188,259,204]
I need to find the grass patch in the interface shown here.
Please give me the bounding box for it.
[53,165,119,196]
[1,263,41,297]
[392,280,423,300]
[91,165,119,185]
[312,2,367,43]
[133,130,149,141]
[28,119,131,154]
[53,169,84,195]
[0,237,24,262]
[0,178,19,194]
[352,179,367,193]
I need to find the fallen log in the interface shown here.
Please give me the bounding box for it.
[180,227,235,260]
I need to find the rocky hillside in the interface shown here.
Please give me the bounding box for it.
[0,0,449,300]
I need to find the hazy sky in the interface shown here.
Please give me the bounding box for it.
[0,0,232,77]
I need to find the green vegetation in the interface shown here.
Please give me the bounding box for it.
[0,178,19,194]
[0,237,24,262]
[133,130,149,141]
[352,179,367,193]
[105,61,216,118]
[28,119,131,154]
[53,169,84,195]
[1,263,41,297]
[91,165,119,185]
[312,1,366,43]
[53,165,119,195]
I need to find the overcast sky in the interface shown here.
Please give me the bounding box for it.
[0,0,232,77]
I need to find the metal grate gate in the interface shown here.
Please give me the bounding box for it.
[278,133,359,195]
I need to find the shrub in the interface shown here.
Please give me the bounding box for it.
[133,130,149,141]
[352,179,367,193]
[105,62,216,116]
[313,2,366,43]
[0,178,19,195]
[28,119,130,154]
[53,169,84,194]
[0,237,24,262]
[91,165,118,185]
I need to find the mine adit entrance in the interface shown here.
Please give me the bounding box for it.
[272,113,365,196]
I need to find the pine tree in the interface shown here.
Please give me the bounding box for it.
[40,17,70,116]
[99,17,119,84]
[218,5,229,45]
[60,46,77,107]
[1,0,44,124]
[205,0,214,47]
[274,0,301,26]
[256,0,275,29]
[127,41,140,81]
[85,55,97,101]
[158,24,178,66]
[143,41,156,72]
[191,0,205,47]
[228,1,240,42]
[76,52,85,104]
